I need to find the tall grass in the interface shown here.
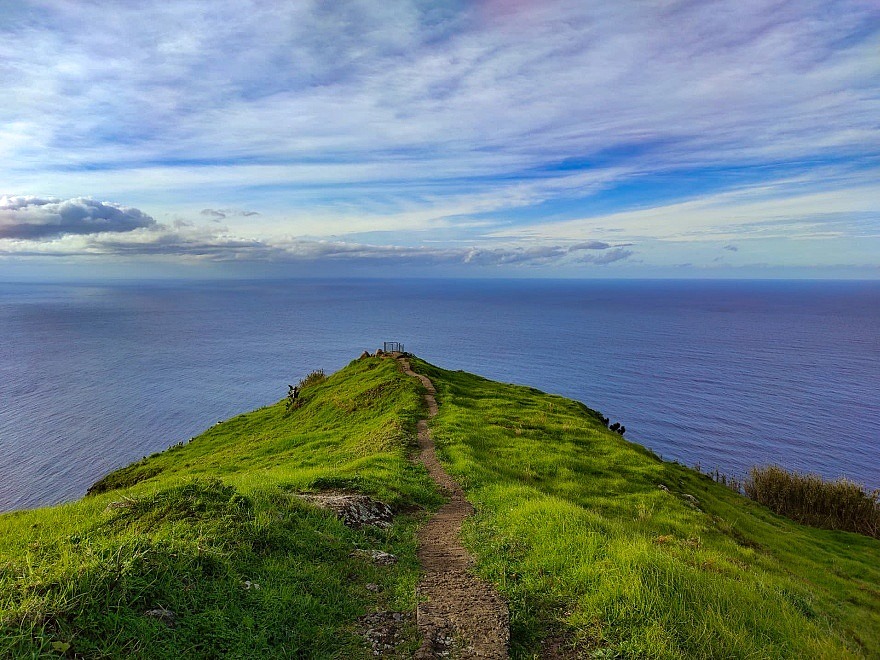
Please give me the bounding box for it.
[298,368,327,389]
[745,465,880,538]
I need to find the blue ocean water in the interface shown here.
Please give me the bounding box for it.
[1,278,878,511]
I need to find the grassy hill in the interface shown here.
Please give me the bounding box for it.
[413,357,880,658]
[0,357,440,658]
[1,355,878,658]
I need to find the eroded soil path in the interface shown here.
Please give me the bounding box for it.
[398,357,509,659]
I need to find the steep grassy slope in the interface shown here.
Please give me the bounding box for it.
[0,357,440,658]
[413,358,880,659]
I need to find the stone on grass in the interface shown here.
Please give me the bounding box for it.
[682,493,701,509]
[350,548,398,565]
[145,607,176,627]
[296,493,394,528]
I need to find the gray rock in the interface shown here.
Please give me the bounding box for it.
[351,548,398,565]
[682,493,701,508]
[296,493,394,528]
[145,607,176,627]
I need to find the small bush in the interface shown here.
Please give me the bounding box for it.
[745,465,880,538]
[286,369,328,412]
[298,369,327,389]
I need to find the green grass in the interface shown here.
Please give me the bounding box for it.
[412,357,880,659]
[0,356,441,658]
[4,354,879,658]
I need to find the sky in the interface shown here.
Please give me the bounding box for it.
[1,0,878,279]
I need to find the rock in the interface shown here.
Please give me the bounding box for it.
[295,493,394,528]
[350,548,398,565]
[360,350,371,359]
[358,611,412,657]
[657,484,670,492]
[366,583,380,592]
[144,607,176,627]
[682,493,701,508]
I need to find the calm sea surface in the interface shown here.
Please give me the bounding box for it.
[1,278,878,511]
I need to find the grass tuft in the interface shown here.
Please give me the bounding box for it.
[298,368,327,389]
[745,465,880,538]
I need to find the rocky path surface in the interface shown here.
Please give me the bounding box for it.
[398,358,509,659]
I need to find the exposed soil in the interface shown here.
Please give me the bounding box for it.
[399,358,510,659]
[539,634,585,659]
[359,610,416,657]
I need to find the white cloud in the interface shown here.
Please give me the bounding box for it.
[0,196,633,268]
[0,196,157,239]
[0,0,877,273]
[2,1,877,180]
[490,176,880,244]
[2,229,634,267]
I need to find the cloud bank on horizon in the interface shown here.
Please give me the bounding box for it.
[1,0,877,277]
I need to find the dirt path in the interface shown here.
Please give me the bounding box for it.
[398,358,509,659]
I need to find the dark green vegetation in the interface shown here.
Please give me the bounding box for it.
[0,357,440,658]
[412,358,880,658]
[3,355,879,658]
[744,465,880,539]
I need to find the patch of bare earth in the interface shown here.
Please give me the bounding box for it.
[359,610,416,658]
[539,634,586,659]
[399,358,510,659]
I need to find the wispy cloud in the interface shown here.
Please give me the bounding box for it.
[200,208,261,221]
[491,175,880,244]
[0,0,877,275]
[0,197,633,268]
[4,1,877,179]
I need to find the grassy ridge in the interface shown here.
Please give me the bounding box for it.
[413,358,880,658]
[3,354,879,658]
[0,357,440,658]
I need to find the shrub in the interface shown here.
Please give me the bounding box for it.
[744,465,880,538]
[298,369,327,389]
[286,369,328,412]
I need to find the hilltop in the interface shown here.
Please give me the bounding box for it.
[1,355,878,658]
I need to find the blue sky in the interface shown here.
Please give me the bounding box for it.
[1,0,878,278]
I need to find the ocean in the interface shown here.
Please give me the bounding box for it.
[1,278,878,511]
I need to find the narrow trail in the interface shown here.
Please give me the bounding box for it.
[398,357,510,659]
